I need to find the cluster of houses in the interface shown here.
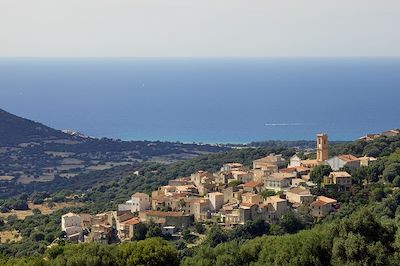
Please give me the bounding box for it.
[61,133,378,243]
[359,128,400,141]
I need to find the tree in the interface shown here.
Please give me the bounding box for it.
[383,163,400,183]
[145,224,163,239]
[229,219,269,241]
[206,225,228,247]
[11,200,29,210]
[118,238,179,266]
[260,190,276,200]
[310,164,332,184]
[133,222,147,241]
[393,176,400,187]
[228,180,243,187]
[32,232,45,242]
[194,222,206,234]
[182,228,195,242]
[278,211,305,234]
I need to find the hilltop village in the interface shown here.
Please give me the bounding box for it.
[61,133,379,243]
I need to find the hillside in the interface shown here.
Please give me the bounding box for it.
[0,108,70,145]
[0,108,229,187]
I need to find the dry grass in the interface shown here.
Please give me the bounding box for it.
[0,175,15,181]
[0,202,83,220]
[17,174,55,184]
[0,230,22,243]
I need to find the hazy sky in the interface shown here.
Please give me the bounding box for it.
[1,0,399,57]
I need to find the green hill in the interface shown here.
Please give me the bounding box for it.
[0,108,69,145]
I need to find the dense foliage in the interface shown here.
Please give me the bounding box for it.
[0,238,179,266]
[1,133,400,265]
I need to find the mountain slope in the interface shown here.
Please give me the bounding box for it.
[0,108,69,145]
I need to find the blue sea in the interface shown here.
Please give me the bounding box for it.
[0,58,399,143]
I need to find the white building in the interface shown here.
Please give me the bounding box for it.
[289,154,302,168]
[61,212,83,240]
[264,172,296,192]
[230,170,253,183]
[131,192,150,212]
[326,154,360,171]
[221,163,244,172]
[61,212,81,231]
[208,192,224,212]
[286,187,314,205]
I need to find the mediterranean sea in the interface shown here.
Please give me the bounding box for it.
[0,57,399,143]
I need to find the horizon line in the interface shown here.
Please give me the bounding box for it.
[1,56,400,60]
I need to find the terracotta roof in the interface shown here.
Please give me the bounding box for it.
[279,168,297,173]
[329,171,351,178]
[120,217,141,225]
[317,196,337,204]
[337,154,359,162]
[243,181,264,188]
[142,210,187,217]
[266,195,286,203]
[287,187,312,195]
[118,213,134,222]
[132,192,149,198]
[267,172,296,180]
[240,202,257,208]
[231,170,250,175]
[62,212,79,218]
[254,154,285,164]
[310,200,327,207]
[281,166,310,173]
[294,166,310,172]
[300,159,319,165]
[223,163,243,167]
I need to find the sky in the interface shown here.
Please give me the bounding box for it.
[0,0,399,57]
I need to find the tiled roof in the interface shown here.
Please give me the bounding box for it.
[240,202,257,208]
[288,187,311,195]
[329,171,351,178]
[62,212,79,218]
[132,192,149,198]
[243,181,264,188]
[224,163,243,167]
[337,154,359,162]
[266,195,286,203]
[317,196,337,204]
[143,210,186,217]
[310,200,326,207]
[120,217,141,225]
[267,172,296,180]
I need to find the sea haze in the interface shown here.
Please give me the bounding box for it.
[0,58,399,143]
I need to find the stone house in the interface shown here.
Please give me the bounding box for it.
[324,171,352,191]
[286,187,314,205]
[311,196,337,218]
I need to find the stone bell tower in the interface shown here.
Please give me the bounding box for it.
[316,133,328,162]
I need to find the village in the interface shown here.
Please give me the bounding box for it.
[61,133,380,243]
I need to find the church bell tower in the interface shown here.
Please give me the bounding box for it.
[316,133,328,162]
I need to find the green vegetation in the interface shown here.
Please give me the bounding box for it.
[310,164,332,184]
[2,127,400,264]
[0,238,179,266]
